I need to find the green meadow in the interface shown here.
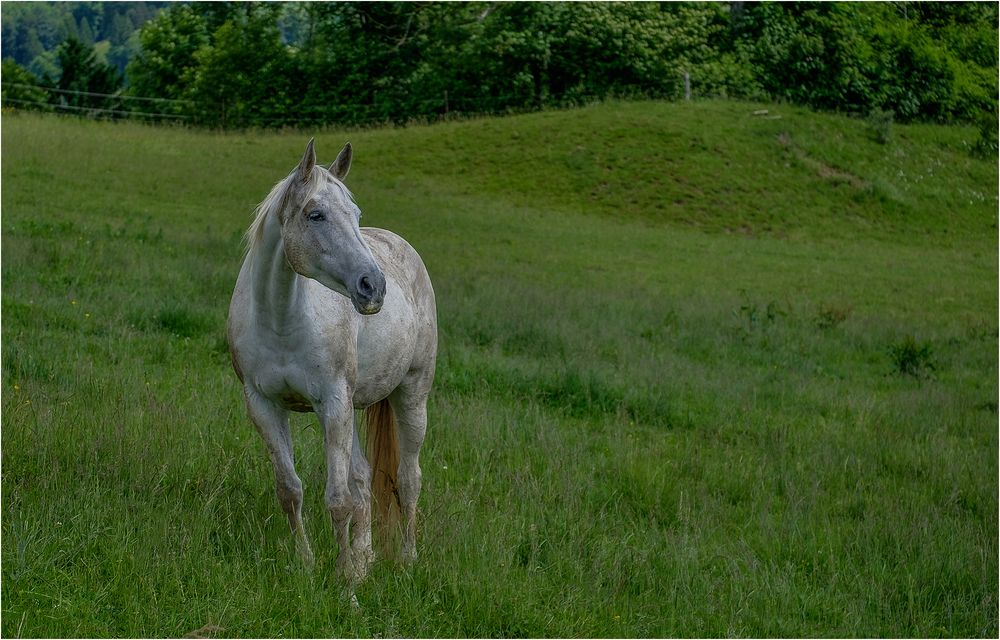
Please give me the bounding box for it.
[2,100,997,637]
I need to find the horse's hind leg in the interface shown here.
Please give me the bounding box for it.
[349,419,373,578]
[244,390,314,567]
[389,383,430,564]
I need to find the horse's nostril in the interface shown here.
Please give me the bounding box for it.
[358,276,374,296]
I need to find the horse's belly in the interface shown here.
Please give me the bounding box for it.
[279,391,315,413]
[352,379,399,409]
[352,338,410,407]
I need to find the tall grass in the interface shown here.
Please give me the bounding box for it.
[2,101,997,637]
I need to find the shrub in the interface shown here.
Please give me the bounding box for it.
[888,335,936,378]
[867,108,894,144]
[972,109,998,158]
[815,303,852,329]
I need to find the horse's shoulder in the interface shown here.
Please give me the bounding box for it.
[361,227,435,323]
[361,227,413,255]
[362,227,426,278]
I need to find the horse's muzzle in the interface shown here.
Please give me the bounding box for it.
[352,272,386,315]
[357,300,383,315]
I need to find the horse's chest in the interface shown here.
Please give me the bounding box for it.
[254,359,323,410]
[242,336,351,410]
[234,301,413,412]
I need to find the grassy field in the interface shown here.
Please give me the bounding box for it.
[1,100,997,637]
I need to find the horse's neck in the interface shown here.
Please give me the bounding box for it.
[249,213,306,331]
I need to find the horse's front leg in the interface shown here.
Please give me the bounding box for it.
[349,423,374,578]
[244,389,314,568]
[320,396,360,583]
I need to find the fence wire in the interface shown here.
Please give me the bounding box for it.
[1,79,643,128]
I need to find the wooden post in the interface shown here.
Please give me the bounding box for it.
[444,89,449,114]
[684,71,691,101]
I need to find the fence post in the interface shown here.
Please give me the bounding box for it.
[444,89,449,114]
[684,71,691,101]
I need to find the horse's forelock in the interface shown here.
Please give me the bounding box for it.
[245,167,329,257]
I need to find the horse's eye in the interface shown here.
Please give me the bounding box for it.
[308,210,325,221]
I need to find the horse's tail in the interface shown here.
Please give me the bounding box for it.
[364,398,400,545]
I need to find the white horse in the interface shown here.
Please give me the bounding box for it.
[227,139,437,583]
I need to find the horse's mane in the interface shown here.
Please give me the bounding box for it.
[244,166,329,258]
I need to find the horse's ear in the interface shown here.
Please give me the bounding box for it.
[296,138,316,183]
[329,142,352,181]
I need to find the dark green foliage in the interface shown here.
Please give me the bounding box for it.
[1,2,166,74]
[2,38,124,115]
[183,4,292,128]
[53,37,122,107]
[0,60,50,111]
[732,2,998,123]
[973,108,999,158]
[125,4,208,108]
[3,2,996,128]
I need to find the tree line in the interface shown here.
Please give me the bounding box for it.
[2,2,997,130]
[2,2,168,77]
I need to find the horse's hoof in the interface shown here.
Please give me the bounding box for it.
[298,544,316,571]
[336,552,361,584]
[401,543,417,566]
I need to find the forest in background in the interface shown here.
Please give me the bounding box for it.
[1,1,997,132]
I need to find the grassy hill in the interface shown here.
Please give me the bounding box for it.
[2,100,997,637]
[364,100,997,242]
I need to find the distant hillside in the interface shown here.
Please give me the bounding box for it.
[348,99,998,243]
[3,98,994,246]
[1,2,167,76]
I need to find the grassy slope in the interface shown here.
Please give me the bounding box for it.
[1,100,997,637]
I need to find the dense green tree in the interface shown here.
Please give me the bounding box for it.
[183,3,294,127]
[732,2,997,122]
[125,5,208,111]
[300,2,455,123]
[17,22,47,62]
[108,12,133,46]
[78,16,96,45]
[52,37,122,112]
[27,50,61,82]
[60,12,81,43]
[0,60,51,111]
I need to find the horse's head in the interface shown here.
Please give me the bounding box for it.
[280,139,386,315]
